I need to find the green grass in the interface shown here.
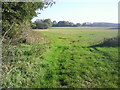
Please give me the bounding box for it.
[3,27,119,88]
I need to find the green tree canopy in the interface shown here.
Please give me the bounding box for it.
[34,19,52,29]
[44,19,53,27]
[2,1,55,37]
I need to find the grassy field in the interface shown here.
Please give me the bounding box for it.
[3,27,119,88]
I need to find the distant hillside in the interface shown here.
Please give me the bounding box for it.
[91,22,118,27]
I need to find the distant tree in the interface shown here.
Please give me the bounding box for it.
[53,20,57,24]
[76,23,81,27]
[44,19,53,27]
[82,23,87,26]
[82,22,92,26]
[57,21,70,27]
[36,21,49,29]
[52,20,82,27]
[34,19,52,29]
[69,22,75,27]
[52,21,57,27]
[53,21,77,27]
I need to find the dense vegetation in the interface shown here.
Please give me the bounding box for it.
[33,19,53,29]
[2,2,43,36]
[2,1,55,39]
[1,1,55,88]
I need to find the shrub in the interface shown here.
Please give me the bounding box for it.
[34,19,52,29]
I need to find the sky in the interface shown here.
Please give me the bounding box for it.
[31,0,119,24]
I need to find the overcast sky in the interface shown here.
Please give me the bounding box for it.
[31,0,119,23]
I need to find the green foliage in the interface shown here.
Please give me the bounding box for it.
[36,21,49,29]
[2,1,55,37]
[2,43,47,88]
[52,21,81,27]
[44,19,53,27]
[2,2,44,36]
[34,19,52,29]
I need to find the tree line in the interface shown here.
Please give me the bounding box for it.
[32,19,81,29]
[52,21,81,27]
[32,19,118,29]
